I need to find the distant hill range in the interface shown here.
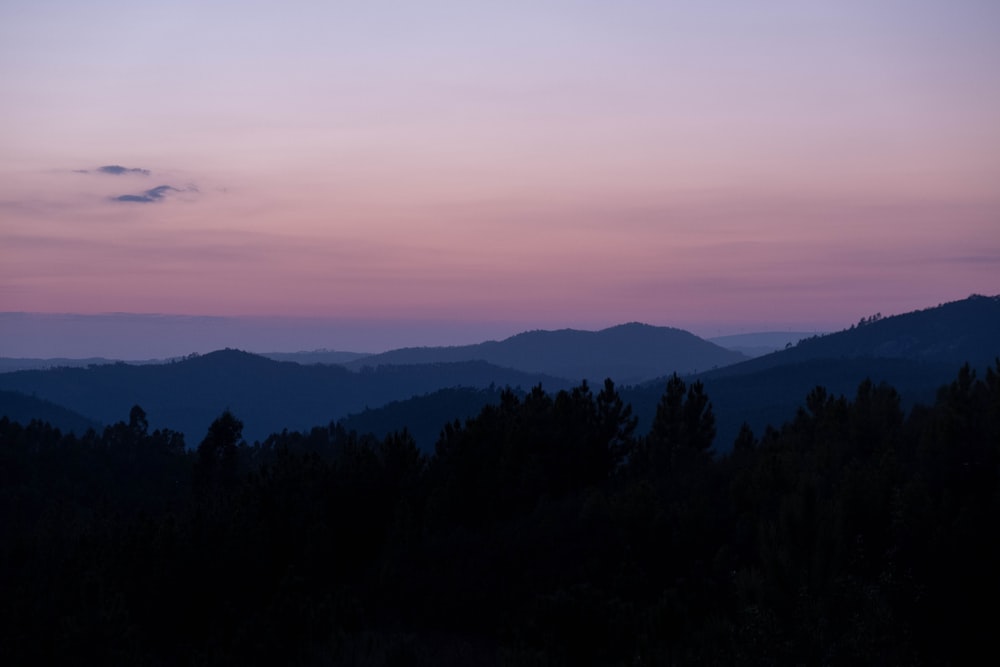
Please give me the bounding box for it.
[0,356,173,373]
[0,390,100,434]
[649,294,1000,449]
[344,323,746,383]
[343,295,1000,452]
[702,294,1000,378]
[0,350,370,373]
[0,323,742,442]
[2,296,997,451]
[0,352,570,444]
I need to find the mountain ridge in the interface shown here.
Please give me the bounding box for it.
[341,295,1000,451]
[0,350,571,443]
[697,294,1000,382]
[2,296,997,450]
[345,322,746,383]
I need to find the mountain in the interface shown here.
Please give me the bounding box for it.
[0,350,570,444]
[349,296,999,455]
[0,390,101,434]
[640,294,1000,451]
[345,323,746,383]
[4,297,995,452]
[702,294,1000,380]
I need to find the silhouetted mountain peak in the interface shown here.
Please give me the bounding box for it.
[173,348,293,372]
[189,348,257,361]
[702,294,1000,380]
[604,321,679,332]
[347,323,745,382]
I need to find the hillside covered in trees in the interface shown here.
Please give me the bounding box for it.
[5,295,996,452]
[2,360,998,664]
[0,353,571,443]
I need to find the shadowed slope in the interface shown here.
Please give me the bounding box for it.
[0,350,570,443]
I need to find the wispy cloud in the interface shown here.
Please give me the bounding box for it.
[98,164,151,176]
[75,164,152,176]
[112,185,179,203]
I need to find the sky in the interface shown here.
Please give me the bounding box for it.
[2,1,998,354]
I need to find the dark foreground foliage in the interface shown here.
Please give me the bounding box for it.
[1,365,998,665]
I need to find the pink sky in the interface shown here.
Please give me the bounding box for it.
[2,1,998,352]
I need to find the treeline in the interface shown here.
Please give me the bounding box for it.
[1,363,998,665]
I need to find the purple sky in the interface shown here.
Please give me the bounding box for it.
[2,1,998,355]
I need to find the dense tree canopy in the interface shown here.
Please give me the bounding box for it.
[1,361,998,664]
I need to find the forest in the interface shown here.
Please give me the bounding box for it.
[1,361,998,665]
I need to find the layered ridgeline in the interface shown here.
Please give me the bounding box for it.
[706,293,1000,374]
[2,296,996,450]
[630,294,1000,449]
[0,351,369,373]
[0,323,744,444]
[342,295,1000,451]
[0,353,570,444]
[0,390,100,434]
[4,350,998,664]
[345,323,746,382]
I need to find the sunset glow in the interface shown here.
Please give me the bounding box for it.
[2,1,998,351]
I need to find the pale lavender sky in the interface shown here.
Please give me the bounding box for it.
[2,1,998,354]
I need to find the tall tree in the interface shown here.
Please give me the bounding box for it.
[644,374,716,477]
[196,409,244,490]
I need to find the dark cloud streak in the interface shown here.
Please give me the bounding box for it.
[98,164,151,176]
[112,185,179,203]
[74,164,151,175]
